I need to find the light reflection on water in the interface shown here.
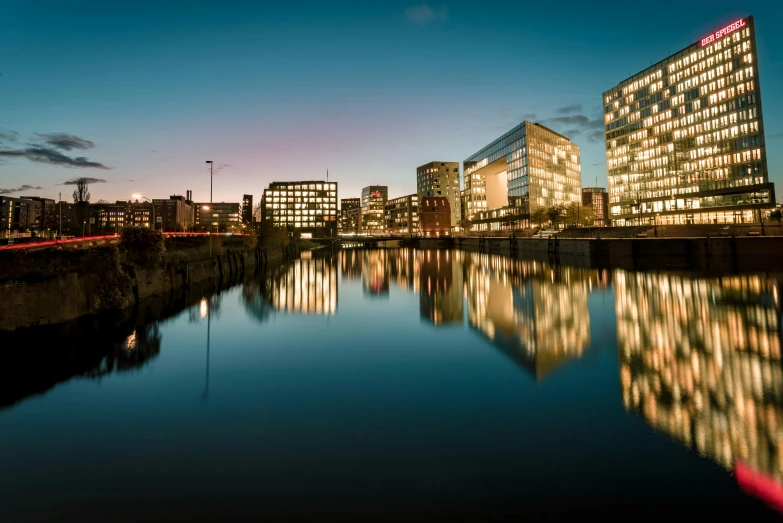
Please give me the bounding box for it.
[1,248,782,520]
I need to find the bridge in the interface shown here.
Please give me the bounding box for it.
[0,232,246,251]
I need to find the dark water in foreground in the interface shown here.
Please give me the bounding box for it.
[1,248,783,521]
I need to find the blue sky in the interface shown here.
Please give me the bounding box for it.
[1,0,781,204]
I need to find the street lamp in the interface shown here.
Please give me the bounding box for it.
[132,194,156,231]
[203,205,213,257]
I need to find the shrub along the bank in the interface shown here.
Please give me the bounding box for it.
[119,227,165,269]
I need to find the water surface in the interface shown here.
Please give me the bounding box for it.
[1,248,782,521]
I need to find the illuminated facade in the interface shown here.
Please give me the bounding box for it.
[581,187,609,227]
[339,198,360,234]
[463,121,582,226]
[360,186,387,233]
[616,271,783,491]
[604,16,774,226]
[241,194,253,224]
[384,194,418,234]
[195,202,241,233]
[416,161,461,229]
[261,181,338,238]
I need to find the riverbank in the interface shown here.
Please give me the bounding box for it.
[0,239,299,331]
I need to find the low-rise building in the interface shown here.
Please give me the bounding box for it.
[196,202,242,233]
[582,188,609,227]
[0,196,41,233]
[153,195,194,232]
[419,196,451,237]
[384,194,419,234]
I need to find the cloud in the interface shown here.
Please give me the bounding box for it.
[0,147,110,169]
[556,104,583,114]
[405,4,448,25]
[591,163,601,167]
[34,132,95,151]
[771,132,783,139]
[541,112,605,142]
[0,130,18,142]
[0,184,44,195]
[62,177,107,185]
[128,179,135,182]
[521,113,537,121]
[149,150,158,153]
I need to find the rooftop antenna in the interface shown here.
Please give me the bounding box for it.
[327,169,329,182]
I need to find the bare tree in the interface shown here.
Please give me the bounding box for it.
[253,202,263,223]
[72,178,91,203]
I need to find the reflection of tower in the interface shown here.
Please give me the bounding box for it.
[463,252,590,380]
[361,250,389,297]
[266,256,338,314]
[418,249,463,325]
[388,248,418,293]
[339,249,363,281]
[616,271,783,509]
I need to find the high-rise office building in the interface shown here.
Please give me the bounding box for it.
[416,162,461,229]
[604,15,774,226]
[360,186,387,233]
[463,122,582,224]
[261,181,338,238]
[384,194,419,234]
[339,197,360,234]
[582,187,609,227]
[241,194,253,224]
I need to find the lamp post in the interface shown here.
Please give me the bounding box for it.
[203,205,213,257]
[132,195,156,231]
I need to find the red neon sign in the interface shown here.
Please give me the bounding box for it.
[701,18,746,47]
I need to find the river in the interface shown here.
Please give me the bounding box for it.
[1,248,782,521]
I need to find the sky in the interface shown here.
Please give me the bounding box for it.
[1,0,782,205]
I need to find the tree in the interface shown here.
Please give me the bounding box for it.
[531,208,547,229]
[256,219,289,250]
[580,205,596,227]
[564,203,581,227]
[546,206,564,229]
[72,177,91,236]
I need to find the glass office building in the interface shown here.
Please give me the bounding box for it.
[360,186,387,233]
[463,121,582,222]
[604,15,774,225]
[261,181,338,238]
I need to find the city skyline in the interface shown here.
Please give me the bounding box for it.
[2,1,782,205]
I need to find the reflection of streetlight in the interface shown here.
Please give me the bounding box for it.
[132,194,156,230]
[203,205,213,257]
[200,297,208,319]
[202,296,211,403]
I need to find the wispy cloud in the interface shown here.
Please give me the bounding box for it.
[34,132,95,151]
[0,184,44,195]
[405,3,448,25]
[62,177,107,185]
[149,150,158,153]
[0,130,18,142]
[771,132,783,139]
[556,104,583,115]
[520,113,537,121]
[541,110,605,142]
[0,147,110,169]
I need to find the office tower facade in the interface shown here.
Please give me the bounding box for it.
[261,181,338,238]
[241,194,253,224]
[339,197,360,234]
[384,194,419,234]
[603,15,774,226]
[416,161,461,229]
[463,122,582,222]
[360,186,387,233]
[581,187,609,227]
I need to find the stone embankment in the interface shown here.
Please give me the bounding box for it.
[0,243,299,331]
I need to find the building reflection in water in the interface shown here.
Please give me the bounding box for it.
[462,253,592,380]
[339,249,363,281]
[361,250,390,297]
[616,271,783,509]
[418,249,463,325]
[266,256,338,315]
